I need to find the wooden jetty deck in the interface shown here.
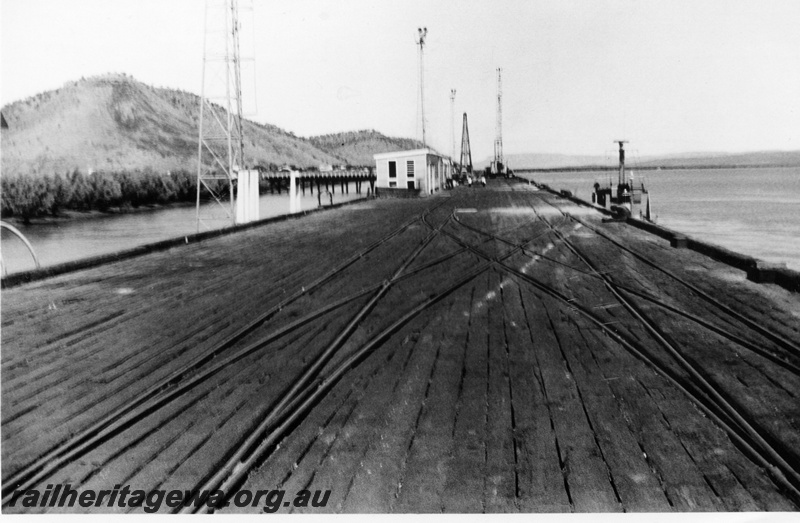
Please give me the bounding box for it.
[2,178,800,513]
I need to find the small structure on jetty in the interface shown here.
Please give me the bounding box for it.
[592,140,652,221]
[373,148,452,195]
[258,167,375,198]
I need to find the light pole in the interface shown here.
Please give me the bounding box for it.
[450,89,456,162]
[416,27,427,147]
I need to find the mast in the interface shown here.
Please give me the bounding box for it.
[615,140,628,186]
[450,89,457,163]
[416,27,428,147]
[196,0,246,231]
[494,68,503,171]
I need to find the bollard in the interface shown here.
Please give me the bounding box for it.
[747,260,788,284]
[670,235,688,249]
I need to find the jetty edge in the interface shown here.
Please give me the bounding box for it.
[523,175,800,293]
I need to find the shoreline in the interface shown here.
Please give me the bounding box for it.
[1,196,370,288]
[1,180,368,227]
[1,200,198,226]
[513,163,800,173]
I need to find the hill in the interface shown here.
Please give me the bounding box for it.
[477,153,613,170]
[308,130,425,167]
[0,74,343,177]
[635,150,800,169]
[483,150,800,171]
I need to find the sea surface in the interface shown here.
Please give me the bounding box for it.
[1,185,363,275]
[517,166,800,271]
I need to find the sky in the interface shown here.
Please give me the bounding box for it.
[2,0,799,161]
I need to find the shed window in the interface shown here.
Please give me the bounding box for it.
[389,161,396,178]
[407,160,415,177]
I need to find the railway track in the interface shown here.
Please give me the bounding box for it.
[4,183,798,512]
[439,182,800,503]
[532,202,800,494]
[3,195,557,513]
[532,192,800,372]
[182,201,571,513]
[453,193,800,376]
[3,200,452,506]
[537,191,800,358]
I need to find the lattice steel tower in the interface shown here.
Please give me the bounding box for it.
[196,0,249,231]
[460,113,473,174]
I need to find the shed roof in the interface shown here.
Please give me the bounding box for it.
[373,148,435,160]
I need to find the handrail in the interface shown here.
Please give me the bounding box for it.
[0,221,41,275]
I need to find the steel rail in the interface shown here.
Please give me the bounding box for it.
[449,210,578,268]
[500,261,800,505]
[183,262,491,513]
[3,243,468,503]
[440,210,800,502]
[451,209,571,248]
[182,215,460,511]
[1,285,373,503]
[461,190,800,499]
[486,181,800,374]
[542,195,800,357]
[426,212,562,268]
[537,212,800,491]
[485,205,800,375]
[2,200,448,503]
[615,284,800,375]
[530,191,800,372]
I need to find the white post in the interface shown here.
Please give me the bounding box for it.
[235,170,248,224]
[289,171,301,214]
[248,170,259,221]
[235,170,260,224]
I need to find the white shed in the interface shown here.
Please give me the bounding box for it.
[373,149,452,196]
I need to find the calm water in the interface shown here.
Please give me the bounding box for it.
[1,185,364,275]
[3,170,799,275]
[517,167,800,271]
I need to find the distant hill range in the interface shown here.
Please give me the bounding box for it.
[0,74,422,177]
[485,149,800,171]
